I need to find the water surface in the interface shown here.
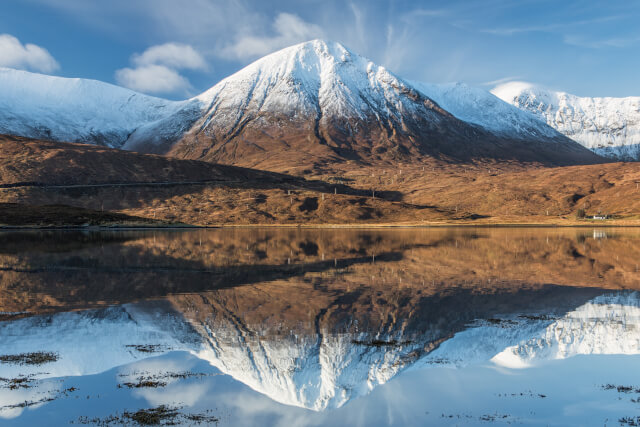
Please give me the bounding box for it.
[1,228,640,425]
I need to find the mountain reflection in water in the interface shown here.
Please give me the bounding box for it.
[1,228,640,421]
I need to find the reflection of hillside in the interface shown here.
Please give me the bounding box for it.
[170,282,608,410]
[2,284,635,412]
[1,228,639,316]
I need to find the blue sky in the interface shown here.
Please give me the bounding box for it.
[1,0,638,99]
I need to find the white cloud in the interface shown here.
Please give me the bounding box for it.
[115,42,207,95]
[132,42,208,70]
[115,64,190,94]
[0,34,59,73]
[221,12,324,60]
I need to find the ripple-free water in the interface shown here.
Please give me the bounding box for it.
[1,228,639,426]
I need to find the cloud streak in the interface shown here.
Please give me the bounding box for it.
[563,34,640,49]
[220,12,324,60]
[481,15,623,36]
[481,76,525,86]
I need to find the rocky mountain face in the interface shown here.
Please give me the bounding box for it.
[0,41,600,170]
[493,81,640,161]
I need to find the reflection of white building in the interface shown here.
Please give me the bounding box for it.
[593,229,607,239]
[2,292,640,417]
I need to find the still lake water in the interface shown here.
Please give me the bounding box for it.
[1,227,640,426]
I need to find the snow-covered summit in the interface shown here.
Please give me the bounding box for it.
[192,39,426,121]
[492,81,640,160]
[0,67,194,148]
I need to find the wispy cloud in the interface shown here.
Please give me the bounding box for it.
[481,15,622,36]
[563,34,640,49]
[220,12,324,60]
[132,42,208,71]
[115,64,190,94]
[409,8,448,18]
[481,76,524,86]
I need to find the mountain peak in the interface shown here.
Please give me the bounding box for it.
[141,41,599,168]
[194,38,395,108]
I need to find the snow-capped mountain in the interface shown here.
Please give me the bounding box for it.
[415,291,640,371]
[0,40,598,167]
[148,40,595,167]
[492,81,640,160]
[0,67,201,149]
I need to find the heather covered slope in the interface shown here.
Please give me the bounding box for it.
[0,135,448,225]
[0,135,638,226]
[0,134,291,186]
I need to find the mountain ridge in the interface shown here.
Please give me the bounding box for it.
[493,81,640,160]
[0,67,199,148]
[0,40,601,169]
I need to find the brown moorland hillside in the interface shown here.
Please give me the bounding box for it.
[0,134,639,225]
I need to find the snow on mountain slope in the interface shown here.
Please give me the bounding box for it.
[138,39,596,167]
[412,82,560,139]
[193,324,435,411]
[0,67,199,148]
[0,303,198,381]
[190,39,437,123]
[492,81,640,160]
[127,39,463,161]
[0,42,598,166]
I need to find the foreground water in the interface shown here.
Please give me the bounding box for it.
[1,227,640,426]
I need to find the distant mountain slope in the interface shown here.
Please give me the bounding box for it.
[0,67,201,149]
[492,82,640,161]
[145,40,598,169]
[413,82,560,140]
